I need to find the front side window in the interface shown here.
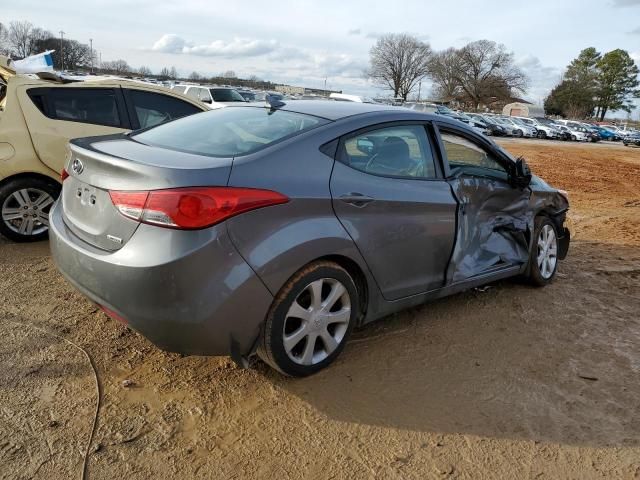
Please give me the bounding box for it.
[133,106,328,157]
[128,90,202,129]
[441,131,506,173]
[341,125,436,179]
[186,87,200,100]
[50,88,120,127]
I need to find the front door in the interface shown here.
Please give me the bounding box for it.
[436,126,532,284]
[330,123,457,300]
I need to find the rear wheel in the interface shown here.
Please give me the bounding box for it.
[257,261,358,377]
[526,217,559,287]
[0,177,60,242]
[571,135,577,141]
[537,130,546,139]
[516,130,524,138]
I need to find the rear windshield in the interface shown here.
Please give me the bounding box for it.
[132,106,329,157]
[210,88,245,102]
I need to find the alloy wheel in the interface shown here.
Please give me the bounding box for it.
[537,224,557,279]
[1,188,54,236]
[282,278,351,366]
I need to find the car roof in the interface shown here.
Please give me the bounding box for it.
[266,100,403,121]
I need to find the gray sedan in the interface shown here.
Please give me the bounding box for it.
[50,101,570,376]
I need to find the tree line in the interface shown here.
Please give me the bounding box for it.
[368,33,639,119]
[368,34,528,109]
[544,47,639,120]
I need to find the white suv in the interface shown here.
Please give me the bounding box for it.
[513,116,561,139]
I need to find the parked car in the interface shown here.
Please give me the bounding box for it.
[593,126,619,141]
[0,56,209,242]
[466,114,508,136]
[513,116,561,139]
[623,132,640,146]
[50,101,571,377]
[181,85,247,105]
[329,93,378,103]
[433,105,469,123]
[555,124,588,142]
[500,117,537,138]
[404,102,439,114]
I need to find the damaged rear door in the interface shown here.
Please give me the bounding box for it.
[435,125,532,284]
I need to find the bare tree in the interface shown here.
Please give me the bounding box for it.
[0,22,9,55]
[427,48,463,101]
[188,71,201,81]
[101,59,131,75]
[138,65,152,76]
[450,40,527,109]
[222,70,237,79]
[34,37,91,70]
[368,33,432,100]
[7,21,33,58]
[169,66,178,79]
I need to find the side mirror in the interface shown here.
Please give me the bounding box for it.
[510,156,532,188]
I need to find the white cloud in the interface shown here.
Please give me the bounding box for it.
[151,34,186,54]
[151,34,279,57]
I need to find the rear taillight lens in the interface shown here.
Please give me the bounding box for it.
[109,187,288,230]
[61,169,69,182]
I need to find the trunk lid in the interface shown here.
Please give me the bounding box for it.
[62,136,232,251]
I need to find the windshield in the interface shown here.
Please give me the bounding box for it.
[133,106,328,157]
[437,106,454,114]
[210,88,246,102]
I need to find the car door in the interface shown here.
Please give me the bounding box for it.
[18,85,129,174]
[435,124,532,284]
[121,88,204,130]
[330,122,457,301]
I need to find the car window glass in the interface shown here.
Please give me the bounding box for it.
[210,88,246,102]
[199,89,212,102]
[186,87,200,100]
[441,131,506,173]
[128,90,201,129]
[50,88,120,127]
[133,107,328,157]
[342,125,436,179]
[172,86,186,94]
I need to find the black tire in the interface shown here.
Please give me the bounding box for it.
[516,130,524,138]
[526,216,559,287]
[0,177,60,242]
[537,131,546,139]
[257,261,359,377]
[571,135,577,141]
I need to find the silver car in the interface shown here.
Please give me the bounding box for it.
[50,101,571,376]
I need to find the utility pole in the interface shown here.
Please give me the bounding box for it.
[59,30,65,71]
[89,38,93,74]
[418,81,422,102]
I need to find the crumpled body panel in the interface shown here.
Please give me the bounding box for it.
[447,175,550,283]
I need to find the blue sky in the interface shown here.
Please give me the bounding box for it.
[5,0,640,116]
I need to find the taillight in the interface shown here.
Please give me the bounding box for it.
[61,169,69,182]
[109,187,288,229]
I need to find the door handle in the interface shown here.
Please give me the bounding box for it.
[339,193,375,207]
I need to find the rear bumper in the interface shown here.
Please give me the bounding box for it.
[49,201,273,357]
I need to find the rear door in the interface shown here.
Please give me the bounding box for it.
[435,124,532,283]
[18,85,129,173]
[330,122,457,300]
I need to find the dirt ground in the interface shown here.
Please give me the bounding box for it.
[1,139,639,480]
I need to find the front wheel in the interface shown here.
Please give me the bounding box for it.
[526,217,559,287]
[257,261,359,377]
[516,130,524,138]
[0,177,60,242]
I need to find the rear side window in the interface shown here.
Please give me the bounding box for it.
[341,125,437,179]
[133,106,328,157]
[49,88,121,127]
[127,90,202,129]
[172,85,187,94]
